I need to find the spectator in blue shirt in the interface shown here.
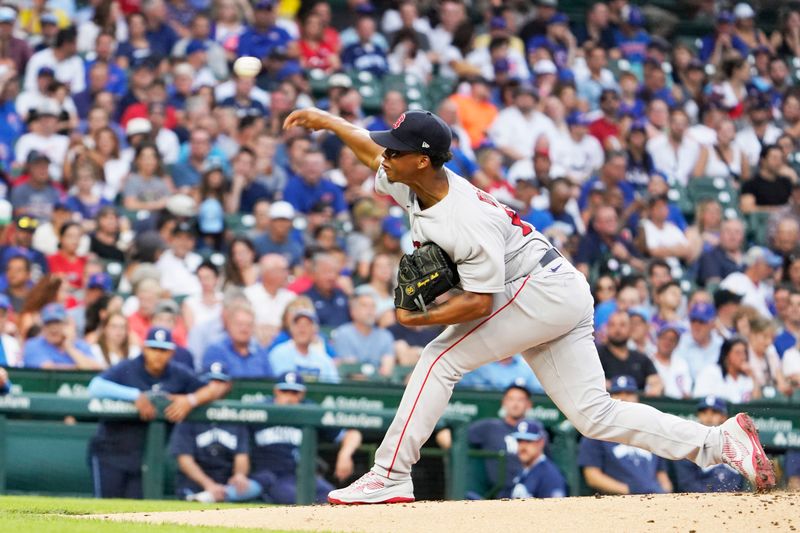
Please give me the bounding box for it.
[698,12,750,64]
[613,6,650,66]
[505,420,567,499]
[173,128,228,189]
[302,251,350,329]
[340,13,388,77]
[252,201,304,267]
[364,90,406,132]
[526,13,574,72]
[460,355,543,393]
[202,304,273,378]
[23,303,103,370]
[142,0,179,58]
[574,204,644,279]
[237,0,295,61]
[268,309,339,383]
[696,218,745,288]
[578,375,673,495]
[774,290,800,357]
[332,290,395,378]
[673,396,744,492]
[282,149,346,215]
[786,450,800,491]
[578,152,636,211]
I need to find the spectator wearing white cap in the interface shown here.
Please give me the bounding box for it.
[733,3,769,54]
[488,84,558,161]
[720,246,782,318]
[252,201,304,268]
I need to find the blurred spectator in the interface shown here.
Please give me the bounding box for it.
[695,218,744,287]
[268,309,338,382]
[627,306,654,357]
[89,206,125,262]
[646,108,700,186]
[202,302,271,378]
[594,279,642,331]
[24,26,84,95]
[638,194,692,264]
[341,10,387,77]
[66,158,112,222]
[282,149,346,215]
[23,302,101,369]
[122,143,173,212]
[249,372,361,502]
[332,290,394,377]
[298,9,341,74]
[741,145,794,212]
[673,396,745,492]
[17,274,61,339]
[245,254,295,346]
[652,281,682,328]
[736,101,782,169]
[694,336,760,402]
[302,251,350,329]
[448,77,498,149]
[173,14,228,80]
[775,290,800,357]
[597,311,663,396]
[577,48,617,114]
[720,246,782,318]
[173,128,222,190]
[33,201,85,257]
[224,237,259,288]
[674,302,723,380]
[10,150,60,220]
[3,253,33,313]
[785,450,800,491]
[227,148,272,214]
[506,420,567,499]
[155,221,202,298]
[127,277,163,346]
[489,84,558,162]
[575,204,643,278]
[651,323,692,399]
[713,289,743,340]
[0,294,21,366]
[578,375,672,495]
[253,201,303,267]
[47,221,87,292]
[552,112,604,185]
[181,260,223,333]
[91,311,136,368]
[694,119,749,182]
[746,317,791,397]
[0,6,33,75]
[150,299,195,370]
[460,355,543,393]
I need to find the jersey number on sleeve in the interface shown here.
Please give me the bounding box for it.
[503,206,533,236]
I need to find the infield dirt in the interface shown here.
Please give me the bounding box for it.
[101,492,799,532]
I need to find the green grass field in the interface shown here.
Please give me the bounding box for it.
[0,495,292,532]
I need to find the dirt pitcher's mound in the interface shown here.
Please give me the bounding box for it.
[102,492,799,533]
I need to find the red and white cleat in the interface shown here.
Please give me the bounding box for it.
[720,413,776,491]
[328,471,415,505]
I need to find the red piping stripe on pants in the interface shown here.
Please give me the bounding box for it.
[386,276,532,478]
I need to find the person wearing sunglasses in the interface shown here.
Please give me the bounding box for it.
[284,106,775,504]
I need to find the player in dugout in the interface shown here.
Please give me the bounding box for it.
[87,327,229,499]
[283,107,774,505]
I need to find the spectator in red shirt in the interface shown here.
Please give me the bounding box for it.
[589,88,622,150]
[299,11,341,73]
[47,221,87,292]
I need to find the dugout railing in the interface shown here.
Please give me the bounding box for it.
[0,391,470,503]
[3,368,800,497]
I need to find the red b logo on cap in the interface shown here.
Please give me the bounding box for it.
[392,113,406,129]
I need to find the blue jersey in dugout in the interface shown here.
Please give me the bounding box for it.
[169,422,250,496]
[672,460,744,492]
[577,437,667,494]
[506,455,567,499]
[89,357,204,468]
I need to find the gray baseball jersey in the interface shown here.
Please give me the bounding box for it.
[370,164,724,482]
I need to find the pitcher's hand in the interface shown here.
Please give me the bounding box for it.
[284,108,335,131]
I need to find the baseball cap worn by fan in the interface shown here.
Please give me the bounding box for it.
[608,375,638,394]
[697,395,728,415]
[41,303,67,324]
[87,273,112,292]
[382,216,405,239]
[744,246,783,268]
[144,327,176,350]
[276,371,307,392]
[369,111,452,155]
[269,201,295,220]
[689,302,716,323]
[510,419,546,441]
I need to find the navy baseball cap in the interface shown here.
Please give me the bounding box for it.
[186,39,208,55]
[41,303,67,324]
[689,302,716,323]
[370,110,452,155]
[657,322,685,337]
[717,11,735,23]
[275,372,306,392]
[381,216,405,239]
[144,327,176,350]
[697,395,728,415]
[626,5,645,27]
[510,419,546,441]
[609,375,639,394]
[566,111,590,127]
[87,272,112,291]
[548,12,569,25]
[0,294,11,310]
[204,362,232,383]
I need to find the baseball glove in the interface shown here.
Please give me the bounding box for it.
[394,242,460,313]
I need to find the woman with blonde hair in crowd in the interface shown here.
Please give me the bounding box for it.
[91,311,137,368]
[746,317,792,397]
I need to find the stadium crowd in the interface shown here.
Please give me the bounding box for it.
[0,0,798,502]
